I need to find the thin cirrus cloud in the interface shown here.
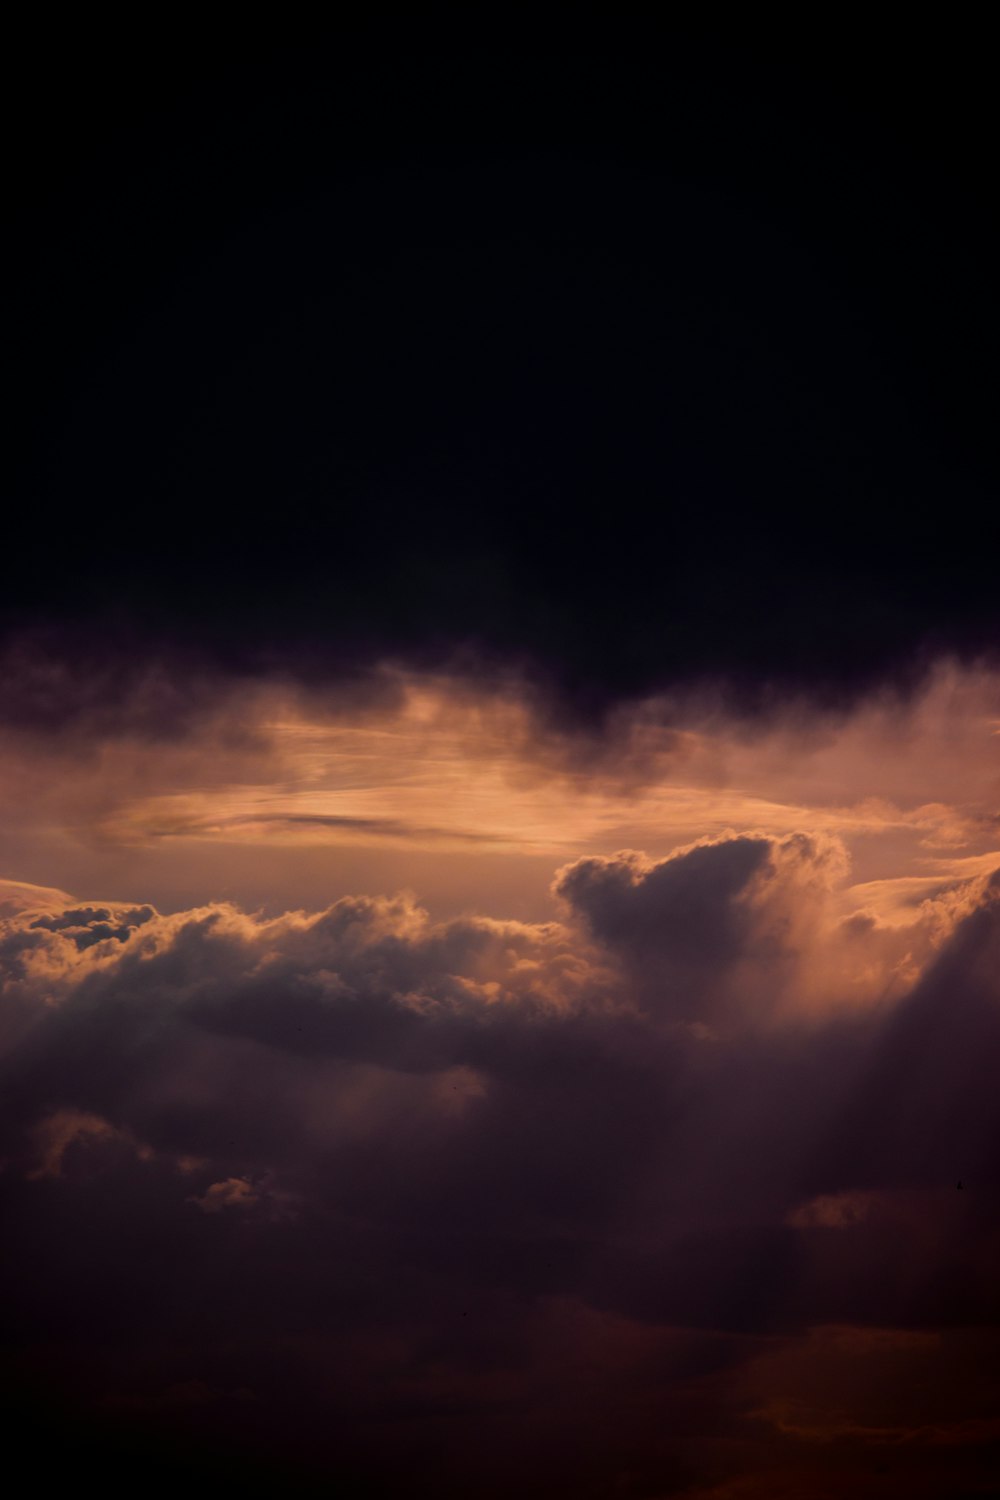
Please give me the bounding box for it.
[0,658,997,919]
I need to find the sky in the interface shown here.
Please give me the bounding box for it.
[4,25,1000,1499]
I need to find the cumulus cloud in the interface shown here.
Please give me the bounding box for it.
[555,832,864,1026]
[2,842,998,1495]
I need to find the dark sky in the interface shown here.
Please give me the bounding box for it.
[6,25,998,713]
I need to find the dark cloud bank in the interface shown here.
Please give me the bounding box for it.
[3,837,999,1495]
[5,31,1000,727]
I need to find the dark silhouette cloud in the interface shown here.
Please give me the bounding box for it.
[6,34,999,724]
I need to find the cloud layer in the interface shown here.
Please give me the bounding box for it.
[3,832,999,1495]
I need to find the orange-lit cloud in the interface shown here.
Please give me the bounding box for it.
[2,656,999,1498]
[1,660,997,928]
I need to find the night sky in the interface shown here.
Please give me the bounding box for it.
[3,25,1000,1498]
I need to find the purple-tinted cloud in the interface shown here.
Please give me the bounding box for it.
[2,840,999,1493]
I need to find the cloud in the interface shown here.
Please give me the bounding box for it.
[555,832,852,1026]
[0,876,76,919]
[26,1108,128,1180]
[28,904,157,948]
[808,868,1000,1195]
[190,1176,259,1214]
[2,846,998,1494]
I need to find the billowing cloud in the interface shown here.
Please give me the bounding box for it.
[2,835,998,1493]
[555,832,850,1027]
